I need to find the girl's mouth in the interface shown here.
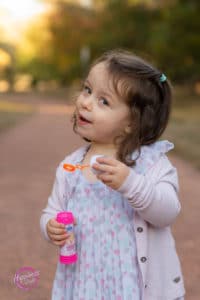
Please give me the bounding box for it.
[77,114,92,125]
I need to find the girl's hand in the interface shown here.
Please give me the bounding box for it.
[92,156,130,190]
[46,217,77,246]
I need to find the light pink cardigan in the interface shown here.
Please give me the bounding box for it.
[40,141,186,300]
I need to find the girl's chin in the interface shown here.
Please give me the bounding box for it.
[83,137,92,142]
[76,131,92,142]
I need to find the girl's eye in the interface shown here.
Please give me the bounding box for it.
[82,84,109,106]
[83,85,91,94]
[99,98,109,106]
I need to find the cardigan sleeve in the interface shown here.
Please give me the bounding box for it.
[39,145,88,243]
[40,163,66,243]
[117,155,181,228]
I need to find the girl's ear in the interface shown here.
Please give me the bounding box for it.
[124,125,132,134]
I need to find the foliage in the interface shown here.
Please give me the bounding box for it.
[16,1,97,85]
[148,0,200,82]
[13,0,200,85]
[91,0,200,83]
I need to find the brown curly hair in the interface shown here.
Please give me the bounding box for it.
[71,48,172,167]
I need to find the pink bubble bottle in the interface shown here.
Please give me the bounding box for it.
[56,211,78,264]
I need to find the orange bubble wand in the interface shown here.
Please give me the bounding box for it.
[63,163,90,172]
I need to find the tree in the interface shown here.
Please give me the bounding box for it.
[151,0,200,82]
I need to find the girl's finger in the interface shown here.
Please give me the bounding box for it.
[96,156,118,166]
[50,218,65,229]
[48,225,66,235]
[93,163,115,174]
[54,240,67,246]
[52,233,69,241]
[98,173,113,183]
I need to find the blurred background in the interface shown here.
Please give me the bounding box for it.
[0,0,199,299]
[0,0,199,166]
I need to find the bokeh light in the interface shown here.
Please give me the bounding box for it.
[0,0,46,21]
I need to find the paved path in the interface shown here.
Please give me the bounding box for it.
[0,98,199,299]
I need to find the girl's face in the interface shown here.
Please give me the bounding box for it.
[75,62,131,145]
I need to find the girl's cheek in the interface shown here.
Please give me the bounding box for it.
[76,93,84,102]
[76,97,81,106]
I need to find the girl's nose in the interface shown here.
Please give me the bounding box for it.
[81,95,93,111]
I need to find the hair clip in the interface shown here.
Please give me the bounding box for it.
[160,74,167,83]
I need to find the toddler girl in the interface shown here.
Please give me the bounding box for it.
[40,49,185,300]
